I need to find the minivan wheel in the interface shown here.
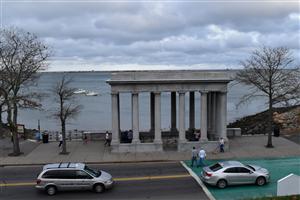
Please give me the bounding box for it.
[46,185,57,196]
[93,184,105,193]
[217,179,227,189]
[256,177,266,186]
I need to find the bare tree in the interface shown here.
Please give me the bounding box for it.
[236,47,300,148]
[52,75,82,154]
[0,27,50,155]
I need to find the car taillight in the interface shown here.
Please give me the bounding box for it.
[205,172,212,177]
[36,179,41,184]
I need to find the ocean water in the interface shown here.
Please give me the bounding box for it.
[15,72,267,132]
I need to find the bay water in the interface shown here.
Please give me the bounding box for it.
[16,72,267,132]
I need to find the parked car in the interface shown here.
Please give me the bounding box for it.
[36,163,113,195]
[200,160,270,188]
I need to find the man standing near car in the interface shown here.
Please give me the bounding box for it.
[191,147,198,167]
[197,149,206,167]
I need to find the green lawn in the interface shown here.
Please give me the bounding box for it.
[184,157,300,200]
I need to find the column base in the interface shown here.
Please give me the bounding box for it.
[111,139,119,146]
[200,138,208,142]
[153,139,163,144]
[131,139,141,144]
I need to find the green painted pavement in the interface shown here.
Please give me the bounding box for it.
[185,157,300,200]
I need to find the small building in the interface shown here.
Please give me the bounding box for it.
[107,70,233,152]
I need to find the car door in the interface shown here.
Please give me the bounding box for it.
[223,167,239,185]
[237,167,256,184]
[57,170,81,191]
[75,170,94,190]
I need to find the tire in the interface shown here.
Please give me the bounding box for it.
[45,185,57,196]
[256,176,266,186]
[93,183,105,193]
[217,179,227,189]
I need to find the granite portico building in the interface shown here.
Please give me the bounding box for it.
[107,70,233,153]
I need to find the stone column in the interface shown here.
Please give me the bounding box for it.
[171,92,177,132]
[178,91,186,142]
[111,92,120,144]
[219,91,228,140]
[189,91,195,131]
[132,92,140,143]
[216,92,221,139]
[200,91,208,141]
[154,92,162,143]
[207,92,211,131]
[150,92,155,133]
[211,92,217,139]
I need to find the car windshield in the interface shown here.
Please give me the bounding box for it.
[245,164,255,171]
[84,166,101,177]
[209,163,223,172]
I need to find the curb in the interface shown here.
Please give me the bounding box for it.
[0,160,180,167]
[180,161,216,200]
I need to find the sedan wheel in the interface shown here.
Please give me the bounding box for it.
[217,179,227,189]
[256,177,266,186]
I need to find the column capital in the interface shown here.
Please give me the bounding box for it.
[178,91,186,95]
[200,90,209,94]
[153,91,161,95]
[131,91,139,95]
[111,91,119,95]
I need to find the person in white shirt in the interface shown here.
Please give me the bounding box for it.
[197,149,206,167]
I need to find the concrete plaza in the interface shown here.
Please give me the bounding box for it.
[0,135,300,166]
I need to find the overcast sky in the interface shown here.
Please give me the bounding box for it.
[2,0,299,71]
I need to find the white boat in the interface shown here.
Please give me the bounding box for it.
[85,91,99,96]
[73,89,87,94]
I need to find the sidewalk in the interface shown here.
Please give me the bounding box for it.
[0,135,300,166]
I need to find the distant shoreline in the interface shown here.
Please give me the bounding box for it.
[40,69,241,73]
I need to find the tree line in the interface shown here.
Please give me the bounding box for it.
[0,28,81,155]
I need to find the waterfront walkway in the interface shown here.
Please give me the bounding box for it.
[0,135,299,166]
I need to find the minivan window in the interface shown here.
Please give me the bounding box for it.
[42,170,76,179]
[76,170,92,179]
[84,166,101,177]
[209,163,223,172]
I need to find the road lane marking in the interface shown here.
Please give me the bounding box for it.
[180,161,216,200]
[115,174,190,181]
[0,174,191,187]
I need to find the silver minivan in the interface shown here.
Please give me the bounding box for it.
[36,163,113,195]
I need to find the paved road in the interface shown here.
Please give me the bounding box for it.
[0,162,208,200]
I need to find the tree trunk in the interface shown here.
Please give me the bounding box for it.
[266,96,274,148]
[12,102,21,155]
[61,120,68,154]
[0,104,3,125]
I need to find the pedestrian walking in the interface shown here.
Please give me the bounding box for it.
[108,133,112,146]
[58,133,63,147]
[191,147,198,167]
[104,131,110,146]
[219,137,225,153]
[197,149,206,167]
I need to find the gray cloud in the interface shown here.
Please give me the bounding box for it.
[3,1,299,71]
